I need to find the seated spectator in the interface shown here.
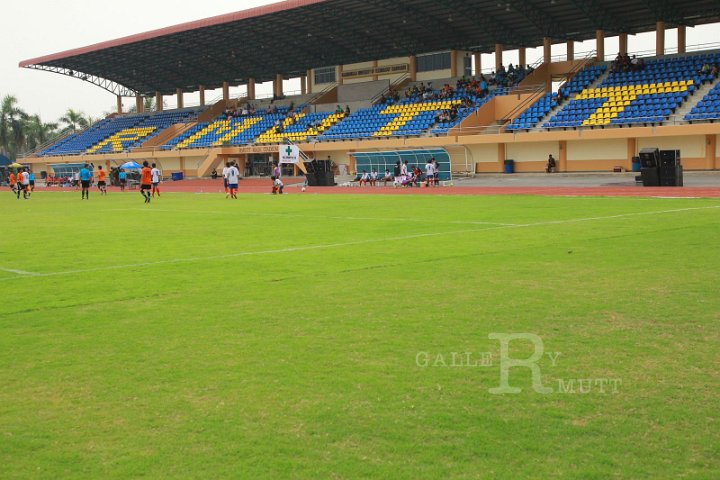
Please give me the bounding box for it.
[546,154,557,173]
[358,170,370,186]
[383,169,393,186]
[211,168,218,179]
[335,104,344,114]
[369,169,378,186]
[345,105,351,115]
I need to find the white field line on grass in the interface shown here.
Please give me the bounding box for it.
[107,208,519,227]
[2,205,718,280]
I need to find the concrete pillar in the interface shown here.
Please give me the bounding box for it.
[473,52,481,75]
[706,134,717,170]
[274,73,284,97]
[543,37,552,64]
[495,43,503,71]
[176,88,184,109]
[450,49,458,77]
[222,82,230,102]
[409,56,417,81]
[619,33,628,55]
[596,29,605,61]
[155,92,163,112]
[306,70,313,94]
[656,21,665,57]
[567,41,575,61]
[199,86,206,106]
[116,95,123,114]
[336,65,343,85]
[627,138,637,171]
[135,95,144,113]
[372,60,379,81]
[300,76,307,95]
[559,140,567,173]
[497,142,506,173]
[247,78,256,100]
[518,48,526,68]
[678,26,686,54]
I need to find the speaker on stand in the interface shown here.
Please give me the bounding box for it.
[639,148,660,187]
[659,150,682,187]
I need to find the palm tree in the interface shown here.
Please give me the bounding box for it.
[0,94,26,159]
[59,108,90,132]
[22,115,58,152]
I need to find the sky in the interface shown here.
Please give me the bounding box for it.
[2,1,719,123]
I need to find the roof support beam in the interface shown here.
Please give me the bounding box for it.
[568,0,628,33]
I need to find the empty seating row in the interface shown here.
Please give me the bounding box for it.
[685,82,720,122]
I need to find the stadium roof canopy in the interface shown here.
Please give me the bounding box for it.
[20,0,720,96]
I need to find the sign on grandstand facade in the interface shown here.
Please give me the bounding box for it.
[279,145,300,164]
[341,64,409,80]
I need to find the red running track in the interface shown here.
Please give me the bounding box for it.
[36,178,720,198]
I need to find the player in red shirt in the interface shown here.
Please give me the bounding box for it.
[140,161,152,203]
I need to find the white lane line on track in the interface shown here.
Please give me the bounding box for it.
[3,205,718,280]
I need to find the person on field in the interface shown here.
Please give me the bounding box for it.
[96,166,107,195]
[8,171,16,195]
[140,161,152,203]
[226,161,239,199]
[18,169,30,199]
[369,169,378,186]
[393,161,402,187]
[79,164,92,200]
[151,163,161,197]
[272,176,284,195]
[359,170,370,187]
[118,169,127,192]
[28,171,36,193]
[222,162,230,195]
[425,159,435,187]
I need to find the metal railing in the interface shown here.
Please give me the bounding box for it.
[370,73,410,105]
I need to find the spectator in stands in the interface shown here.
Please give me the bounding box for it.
[546,154,557,173]
[335,105,344,114]
[345,105,351,115]
[712,64,719,78]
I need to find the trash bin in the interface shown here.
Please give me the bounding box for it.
[631,156,641,172]
[171,172,184,181]
[503,159,514,174]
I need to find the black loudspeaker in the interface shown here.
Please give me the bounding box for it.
[660,149,680,167]
[639,148,660,168]
[641,167,660,186]
[660,165,683,186]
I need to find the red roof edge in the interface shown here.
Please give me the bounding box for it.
[19,0,328,67]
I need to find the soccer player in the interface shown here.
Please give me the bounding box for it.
[28,171,36,194]
[222,162,230,195]
[8,171,16,195]
[226,161,240,199]
[15,170,24,198]
[151,163,161,197]
[140,161,152,203]
[425,159,435,187]
[96,166,108,195]
[19,169,30,199]
[272,176,284,195]
[79,164,92,200]
[118,169,127,192]
[359,170,369,187]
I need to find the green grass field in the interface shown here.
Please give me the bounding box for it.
[1,191,719,479]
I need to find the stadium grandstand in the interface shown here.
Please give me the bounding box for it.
[18,0,720,177]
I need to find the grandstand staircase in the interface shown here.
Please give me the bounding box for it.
[136,122,196,151]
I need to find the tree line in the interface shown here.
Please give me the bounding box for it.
[0,94,97,160]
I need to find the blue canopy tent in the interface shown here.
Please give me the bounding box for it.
[0,154,11,166]
[120,161,142,170]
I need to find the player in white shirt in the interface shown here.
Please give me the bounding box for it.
[19,169,30,199]
[359,170,370,187]
[370,169,379,186]
[151,163,162,197]
[222,162,230,195]
[424,159,435,187]
[226,161,240,199]
[272,176,284,195]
